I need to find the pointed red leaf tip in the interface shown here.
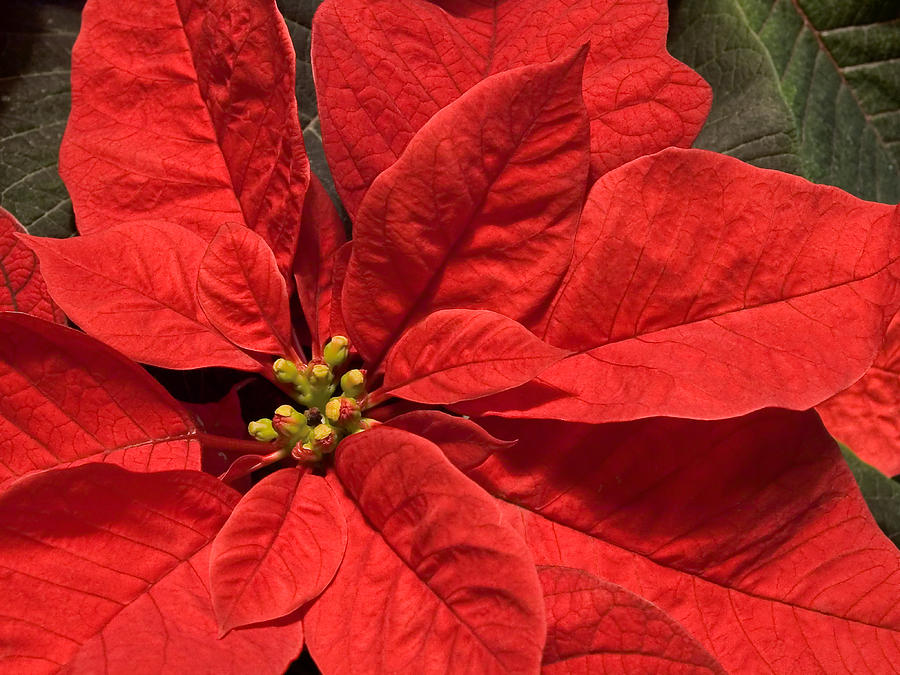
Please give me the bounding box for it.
[384,309,569,404]
[0,208,64,323]
[59,0,309,275]
[343,49,591,366]
[386,409,515,471]
[0,313,201,492]
[537,566,725,673]
[198,223,293,356]
[0,464,303,673]
[23,223,260,371]
[458,410,900,672]
[294,175,347,359]
[461,147,900,423]
[818,315,900,475]
[304,426,545,673]
[210,467,347,633]
[312,0,711,217]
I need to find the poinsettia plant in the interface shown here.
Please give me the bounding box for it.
[1,0,900,673]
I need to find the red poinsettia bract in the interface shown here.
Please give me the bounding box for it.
[1,0,899,673]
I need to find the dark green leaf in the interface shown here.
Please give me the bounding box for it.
[0,1,83,237]
[670,0,900,203]
[840,441,900,548]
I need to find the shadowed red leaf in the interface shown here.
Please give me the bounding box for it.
[294,175,347,358]
[383,309,569,404]
[304,426,545,673]
[455,410,900,672]
[537,565,725,673]
[461,148,900,422]
[0,208,64,323]
[327,241,352,343]
[210,468,347,633]
[818,315,900,475]
[343,49,590,366]
[0,464,304,673]
[198,223,293,356]
[24,223,260,371]
[0,313,201,491]
[60,0,309,274]
[386,409,514,471]
[312,0,711,216]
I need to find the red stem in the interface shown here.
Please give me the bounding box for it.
[197,432,265,455]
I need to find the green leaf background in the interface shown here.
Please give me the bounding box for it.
[669,0,900,203]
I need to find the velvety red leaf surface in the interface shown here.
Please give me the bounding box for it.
[386,409,514,471]
[537,565,724,674]
[210,468,347,633]
[294,175,347,358]
[383,309,569,403]
[312,0,711,216]
[0,208,64,323]
[343,50,590,366]
[0,313,201,491]
[25,223,260,371]
[60,0,309,274]
[198,223,293,356]
[818,315,900,475]
[304,426,545,673]
[455,410,900,672]
[0,464,303,673]
[461,148,900,422]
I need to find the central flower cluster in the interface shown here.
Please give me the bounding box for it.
[247,336,378,464]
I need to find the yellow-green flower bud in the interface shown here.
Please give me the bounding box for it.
[272,404,309,439]
[308,363,333,386]
[310,423,338,454]
[325,396,361,426]
[323,335,350,369]
[248,418,278,443]
[273,358,301,384]
[340,368,366,399]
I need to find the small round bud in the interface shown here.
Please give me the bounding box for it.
[323,335,350,369]
[272,404,309,438]
[273,358,300,384]
[310,423,338,454]
[325,396,361,426]
[340,369,366,399]
[308,363,333,385]
[248,418,277,443]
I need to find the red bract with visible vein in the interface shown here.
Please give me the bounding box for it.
[311,0,711,216]
[0,208,64,322]
[60,0,309,275]
[3,0,900,672]
[818,315,900,475]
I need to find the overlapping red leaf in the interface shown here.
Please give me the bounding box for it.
[0,464,303,673]
[383,309,569,403]
[60,0,309,274]
[312,0,711,215]
[818,315,900,475]
[448,410,900,672]
[304,426,546,673]
[0,208,64,323]
[343,49,590,366]
[459,149,900,421]
[25,223,260,371]
[210,468,347,633]
[0,313,201,491]
[537,565,724,673]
